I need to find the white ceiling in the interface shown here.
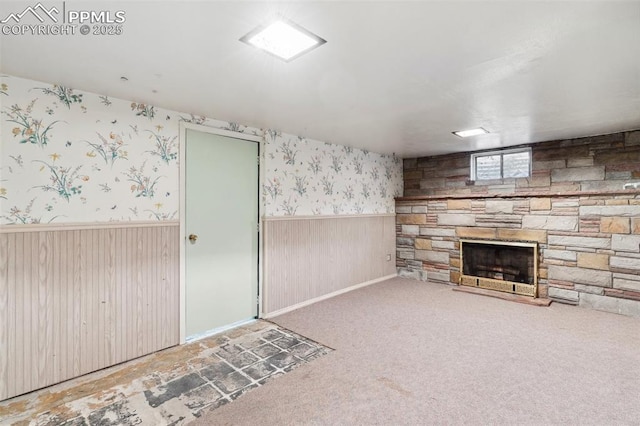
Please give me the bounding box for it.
[1,1,639,157]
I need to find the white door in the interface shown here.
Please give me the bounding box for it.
[185,128,259,338]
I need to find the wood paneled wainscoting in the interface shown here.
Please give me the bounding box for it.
[263,214,397,316]
[0,222,180,401]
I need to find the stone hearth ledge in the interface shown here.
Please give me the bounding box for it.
[396,188,640,202]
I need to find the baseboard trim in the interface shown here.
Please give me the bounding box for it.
[263,273,398,319]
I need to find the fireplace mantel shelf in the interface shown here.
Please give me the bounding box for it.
[396,189,640,202]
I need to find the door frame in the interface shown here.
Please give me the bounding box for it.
[179,122,264,344]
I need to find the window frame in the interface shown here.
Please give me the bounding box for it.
[470,147,532,181]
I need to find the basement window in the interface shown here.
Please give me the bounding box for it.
[470,147,531,181]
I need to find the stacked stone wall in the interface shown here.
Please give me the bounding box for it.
[397,130,640,317]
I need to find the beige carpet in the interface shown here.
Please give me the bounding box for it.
[193,277,640,425]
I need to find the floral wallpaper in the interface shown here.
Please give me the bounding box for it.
[0,75,402,224]
[263,130,402,215]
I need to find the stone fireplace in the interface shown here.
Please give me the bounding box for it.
[395,129,640,318]
[460,239,538,297]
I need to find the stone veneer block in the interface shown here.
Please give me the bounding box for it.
[610,256,640,271]
[437,214,476,226]
[488,184,516,193]
[613,273,640,292]
[548,287,579,303]
[547,235,610,249]
[432,241,455,250]
[397,250,415,260]
[611,234,640,252]
[428,270,451,283]
[497,229,547,244]
[530,198,551,211]
[574,284,605,295]
[533,159,566,171]
[450,270,460,284]
[404,158,417,168]
[605,171,633,180]
[576,253,610,270]
[420,228,456,237]
[397,237,414,246]
[415,250,449,264]
[551,166,605,182]
[411,206,428,213]
[595,148,640,165]
[605,199,630,206]
[420,178,445,189]
[521,175,552,188]
[475,215,521,228]
[579,293,640,317]
[485,200,514,214]
[455,227,497,240]
[404,170,423,180]
[600,217,631,234]
[550,183,581,193]
[447,199,471,210]
[552,200,579,208]
[548,265,612,287]
[544,249,577,262]
[567,157,594,167]
[396,206,412,214]
[397,214,427,225]
[522,215,578,231]
[539,268,548,279]
[401,225,419,236]
[398,268,427,281]
[632,218,640,234]
[579,205,640,217]
[415,238,432,250]
[581,181,634,192]
[627,130,640,146]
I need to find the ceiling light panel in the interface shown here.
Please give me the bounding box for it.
[240,19,326,62]
[453,128,489,138]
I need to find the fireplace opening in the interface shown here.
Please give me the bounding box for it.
[459,239,538,297]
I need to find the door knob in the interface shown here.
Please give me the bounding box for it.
[188,234,198,242]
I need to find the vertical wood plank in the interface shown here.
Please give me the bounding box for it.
[24,232,33,394]
[264,215,395,314]
[0,223,180,401]
[7,233,18,399]
[0,234,8,400]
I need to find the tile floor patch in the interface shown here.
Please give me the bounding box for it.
[212,371,252,394]
[244,361,276,381]
[261,329,286,341]
[199,362,235,381]
[252,343,282,358]
[224,351,260,369]
[0,321,332,425]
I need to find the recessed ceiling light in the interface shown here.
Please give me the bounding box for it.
[240,19,326,62]
[453,128,489,138]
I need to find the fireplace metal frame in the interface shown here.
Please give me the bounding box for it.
[459,239,538,298]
